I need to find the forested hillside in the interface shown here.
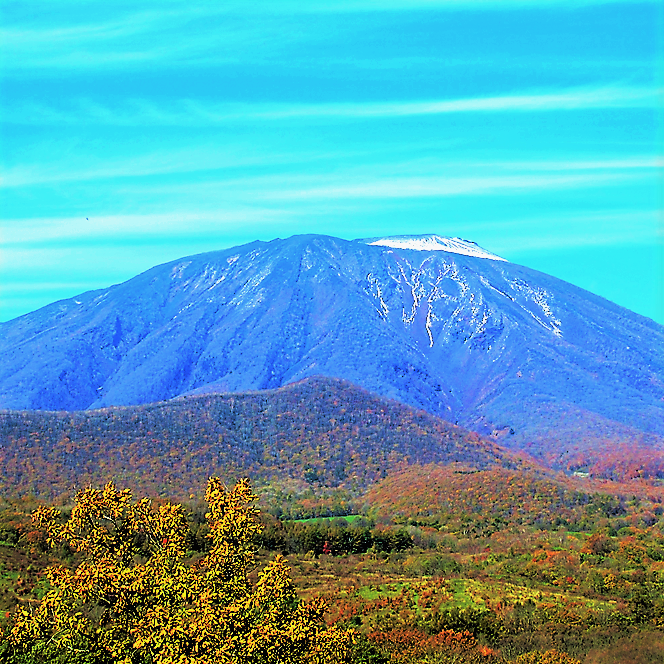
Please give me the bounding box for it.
[365,465,664,530]
[0,377,514,501]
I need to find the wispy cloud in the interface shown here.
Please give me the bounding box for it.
[486,157,662,172]
[282,0,660,9]
[4,145,657,189]
[230,86,662,118]
[96,163,652,207]
[472,210,660,254]
[1,145,345,188]
[3,0,656,76]
[253,172,641,202]
[1,6,299,71]
[5,86,659,128]
[0,210,293,247]
[28,0,657,14]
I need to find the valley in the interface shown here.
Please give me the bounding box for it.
[1,235,664,662]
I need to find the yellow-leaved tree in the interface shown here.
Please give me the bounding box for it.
[8,478,353,664]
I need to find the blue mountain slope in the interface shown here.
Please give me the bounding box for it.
[2,234,664,466]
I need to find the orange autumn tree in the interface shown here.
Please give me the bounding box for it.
[9,478,352,664]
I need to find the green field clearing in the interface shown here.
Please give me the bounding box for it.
[290,514,364,525]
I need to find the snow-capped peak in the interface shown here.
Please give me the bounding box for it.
[363,235,507,261]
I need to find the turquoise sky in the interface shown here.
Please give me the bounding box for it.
[1,0,663,323]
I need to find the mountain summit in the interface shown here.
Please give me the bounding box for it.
[2,233,664,470]
[362,235,507,261]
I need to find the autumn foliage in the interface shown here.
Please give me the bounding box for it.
[6,478,352,663]
[0,379,509,502]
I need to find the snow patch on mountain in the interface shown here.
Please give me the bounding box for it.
[365,235,507,261]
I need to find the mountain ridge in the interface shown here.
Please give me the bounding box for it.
[2,233,664,472]
[0,375,519,500]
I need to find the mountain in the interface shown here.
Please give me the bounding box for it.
[2,233,664,473]
[0,376,514,500]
